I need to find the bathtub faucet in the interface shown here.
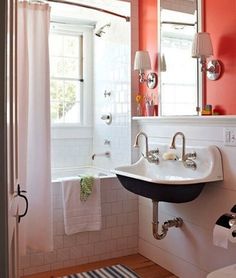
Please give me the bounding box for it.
[92,151,110,160]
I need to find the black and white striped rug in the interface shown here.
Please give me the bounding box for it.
[61,264,140,278]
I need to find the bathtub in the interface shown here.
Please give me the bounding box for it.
[52,165,115,181]
[20,167,138,276]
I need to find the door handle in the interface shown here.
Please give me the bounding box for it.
[17,184,28,223]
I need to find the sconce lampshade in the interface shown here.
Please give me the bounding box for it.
[134,50,151,71]
[192,32,213,59]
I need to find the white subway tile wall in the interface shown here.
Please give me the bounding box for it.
[20,178,138,276]
[92,15,131,170]
[50,0,136,173]
[51,138,93,170]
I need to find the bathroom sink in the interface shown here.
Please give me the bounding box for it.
[113,145,223,203]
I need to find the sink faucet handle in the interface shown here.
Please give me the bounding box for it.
[183,159,197,170]
[149,148,159,155]
[185,151,197,160]
[147,148,160,164]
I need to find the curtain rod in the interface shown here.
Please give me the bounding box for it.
[46,0,130,22]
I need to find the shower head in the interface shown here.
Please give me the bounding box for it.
[95,23,111,37]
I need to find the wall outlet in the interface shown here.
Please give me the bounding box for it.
[224,128,236,146]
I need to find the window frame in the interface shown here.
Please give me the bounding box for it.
[49,21,93,127]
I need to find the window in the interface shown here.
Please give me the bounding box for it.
[50,26,84,124]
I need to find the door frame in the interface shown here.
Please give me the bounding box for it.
[0,0,11,277]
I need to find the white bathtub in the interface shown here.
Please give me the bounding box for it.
[20,166,138,276]
[52,166,115,181]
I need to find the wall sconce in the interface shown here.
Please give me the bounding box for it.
[192,32,221,81]
[134,50,158,89]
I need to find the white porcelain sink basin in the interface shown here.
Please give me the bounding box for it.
[207,264,236,278]
[114,145,223,203]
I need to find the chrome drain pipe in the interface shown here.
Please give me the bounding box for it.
[152,200,183,240]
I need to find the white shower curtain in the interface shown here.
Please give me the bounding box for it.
[18,2,53,252]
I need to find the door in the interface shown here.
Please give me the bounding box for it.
[7,0,19,277]
[0,0,9,277]
[1,0,25,277]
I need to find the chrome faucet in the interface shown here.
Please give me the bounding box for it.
[133,131,159,164]
[170,132,186,161]
[134,132,149,157]
[170,132,197,170]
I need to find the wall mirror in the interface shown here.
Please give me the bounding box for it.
[158,0,202,116]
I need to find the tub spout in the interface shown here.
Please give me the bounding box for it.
[92,151,110,160]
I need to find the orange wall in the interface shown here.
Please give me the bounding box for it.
[138,0,158,114]
[204,0,236,115]
[139,0,236,115]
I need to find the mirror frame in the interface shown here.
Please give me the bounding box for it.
[157,0,204,117]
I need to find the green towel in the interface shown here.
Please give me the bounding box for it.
[80,176,94,202]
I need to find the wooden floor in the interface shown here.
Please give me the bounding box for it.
[22,254,178,278]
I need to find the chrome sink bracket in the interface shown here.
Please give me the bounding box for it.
[152,200,183,240]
